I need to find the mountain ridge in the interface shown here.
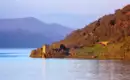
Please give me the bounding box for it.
[0,17,73,48]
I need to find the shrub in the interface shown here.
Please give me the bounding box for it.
[110,19,116,25]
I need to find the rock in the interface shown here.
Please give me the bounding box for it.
[30,44,71,58]
[30,48,44,58]
[30,50,35,56]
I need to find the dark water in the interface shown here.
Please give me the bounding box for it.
[0,49,130,80]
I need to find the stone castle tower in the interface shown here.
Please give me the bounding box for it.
[42,44,49,54]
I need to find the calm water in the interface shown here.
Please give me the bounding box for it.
[0,49,130,80]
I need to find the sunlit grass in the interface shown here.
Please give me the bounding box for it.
[75,44,107,56]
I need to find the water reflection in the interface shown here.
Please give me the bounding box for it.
[45,59,130,80]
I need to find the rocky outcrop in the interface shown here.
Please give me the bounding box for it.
[30,44,72,58]
[30,48,45,58]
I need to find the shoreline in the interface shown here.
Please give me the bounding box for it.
[30,55,129,60]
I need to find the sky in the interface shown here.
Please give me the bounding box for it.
[0,0,130,28]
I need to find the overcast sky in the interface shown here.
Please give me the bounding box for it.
[0,0,130,28]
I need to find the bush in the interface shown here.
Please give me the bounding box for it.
[110,19,116,25]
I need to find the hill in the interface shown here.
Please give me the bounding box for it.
[30,4,130,60]
[52,4,130,49]
[44,4,130,60]
[0,17,73,48]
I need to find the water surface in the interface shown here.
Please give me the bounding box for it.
[0,49,130,80]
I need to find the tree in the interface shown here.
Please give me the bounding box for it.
[60,44,66,50]
[110,19,116,25]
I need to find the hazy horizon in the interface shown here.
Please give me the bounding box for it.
[0,0,130,28]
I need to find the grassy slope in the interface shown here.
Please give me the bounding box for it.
[75,37,130,60]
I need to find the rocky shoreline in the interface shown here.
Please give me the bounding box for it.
[29,43,130,60]
[30,44,97,59]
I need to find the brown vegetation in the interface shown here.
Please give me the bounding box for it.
[52,4,130,49]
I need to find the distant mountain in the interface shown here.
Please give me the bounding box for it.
[40,14,98,29]
[0,17,73,48]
